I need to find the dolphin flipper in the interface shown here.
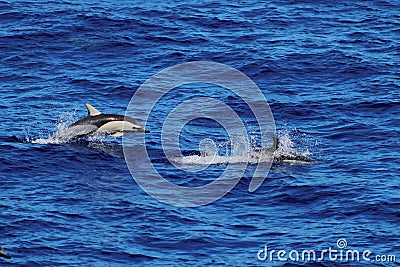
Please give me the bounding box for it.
[111,132,124,138]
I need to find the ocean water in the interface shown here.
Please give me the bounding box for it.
[1,0,399,266]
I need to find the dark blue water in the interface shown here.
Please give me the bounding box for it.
[1,0,399,266]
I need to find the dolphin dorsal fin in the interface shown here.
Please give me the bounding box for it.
[85,103,101,116]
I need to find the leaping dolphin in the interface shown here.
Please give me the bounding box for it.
[63,103,149,139]
[0,247,11,259]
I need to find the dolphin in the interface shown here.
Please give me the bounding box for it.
[0,247,11,259]
[254,136,314,163]
[65,103,149,139]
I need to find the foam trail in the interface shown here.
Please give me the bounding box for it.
[172,133,273,165]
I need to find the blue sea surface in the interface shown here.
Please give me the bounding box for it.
[1,0,399,266]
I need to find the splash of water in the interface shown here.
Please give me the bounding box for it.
[25,110,105,145]
[27,111,77,144]
[274,129,316,163]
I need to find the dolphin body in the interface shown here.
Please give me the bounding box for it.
[0,247,11,259]
[64,103,149,139]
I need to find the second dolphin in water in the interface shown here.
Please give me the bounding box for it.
[255,136,314,163]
